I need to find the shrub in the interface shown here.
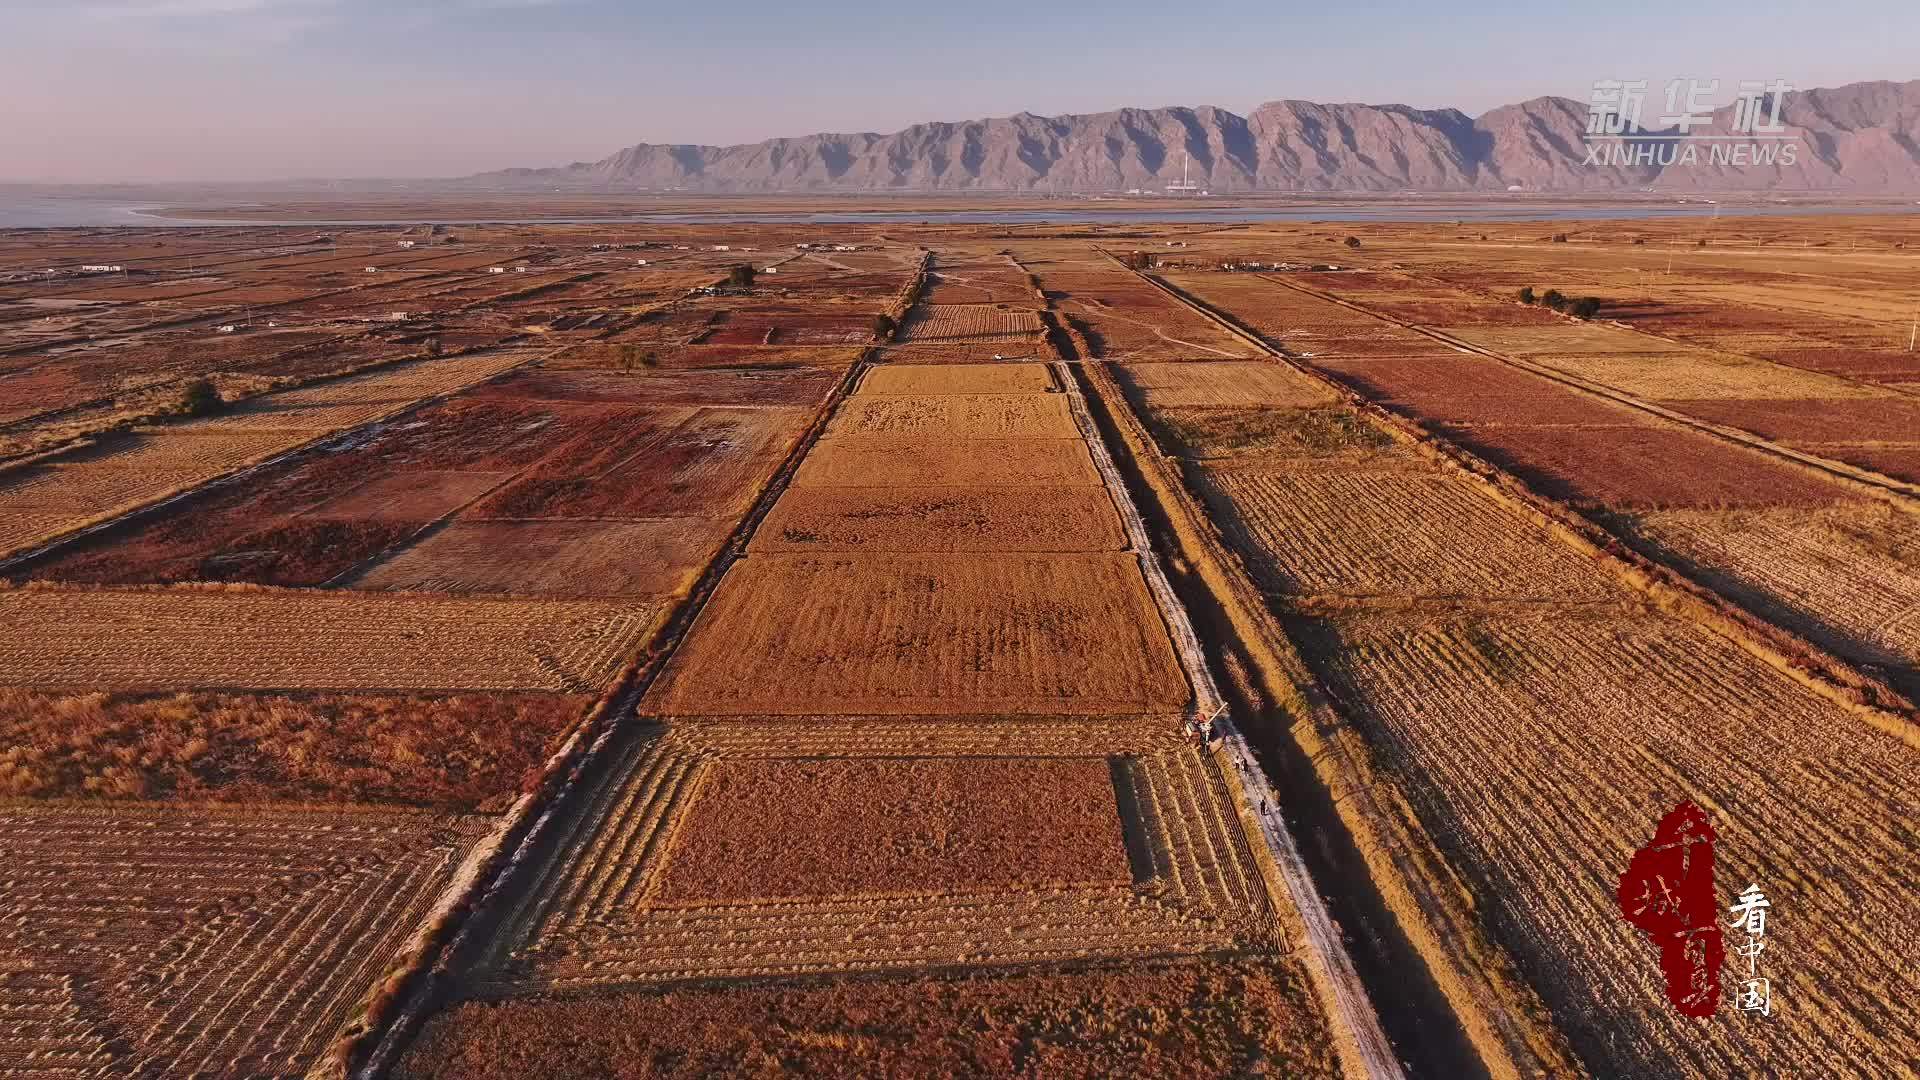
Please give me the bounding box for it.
[1551,233,1569,243]
[1518,286,1537,305]
[1344,236,1362,249]
[872,313,897,340]
[1541,289,1567,311]
[1570,296,1603,319]
[175,378,224,417]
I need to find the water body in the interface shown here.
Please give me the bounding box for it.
[1,195,1916,230]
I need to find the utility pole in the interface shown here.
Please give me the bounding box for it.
[1909,300,1917,353]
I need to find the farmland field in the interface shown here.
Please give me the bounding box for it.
[0,589,659,691]
[858,360,1056,395]
[11,219,1920,1078]
[794,436,1103,487]
[827,393,1078,437]
[753,485,1125,552]
[644,553,1189,715]
[0,803,493,1078]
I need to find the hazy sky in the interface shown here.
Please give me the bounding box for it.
[3,0,1916,182]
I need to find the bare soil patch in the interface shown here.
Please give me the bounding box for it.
[1656,396,1920,445]
[828,394,1078,438]
[1315,356,1640,425]
[1115,360,1339,409]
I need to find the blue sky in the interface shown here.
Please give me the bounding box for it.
[2,0,1915,181]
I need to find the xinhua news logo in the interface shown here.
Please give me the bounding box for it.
[1584,79,1802,168]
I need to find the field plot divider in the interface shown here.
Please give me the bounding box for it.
[0,348,547,573]
[1051,354,1405,1080]
[343,346,881,1080]
[1263,273,1920,509]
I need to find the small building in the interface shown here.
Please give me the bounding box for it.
[216,324,239,334]
[635,259,650,266]
[79,264,123,273]
[364,266,379,273]
[397,240,417,249]
[488,266,507,274]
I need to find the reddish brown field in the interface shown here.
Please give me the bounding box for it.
[355,518,729,596]
[471,366,842,408]
[550,343,864,370]
[645,553,1189,716]
[859,362,1056,396]
[1316,356,1643,425]
[1656,395,1920,444]
[472,406,806,519]
[651,757,1132,903]
[753,486,1124,553]
[0,688,586,809]
[1750,345,1920,381]
[794,437,1103,487]
[397,958,1338,1080]
[1799,443,1920,484]
[1448,423,1862,508]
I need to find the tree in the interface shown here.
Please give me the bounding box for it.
[1120,251,1153,271]
[727,264,756,288]
[1570,296,1603,320]
[1518,286,1537,305]
[175,378,223,417]
[1344,236,1362,249]
[425,336,444,358]
[872,313,897,340]
[1551,233,1569,243]
[1541,289,1567,311]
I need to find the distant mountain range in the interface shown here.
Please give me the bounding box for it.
[469,78,1920,193]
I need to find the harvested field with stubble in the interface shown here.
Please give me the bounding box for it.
[398,957,1337,1080]
[1115,360,1339,409]
[0,430,307,557]
[858,361,1056,395]
[475,721,1272,991]
[827,393,1078,438]
[753,486,1124,553]
[1621,506,1920,683]
[794,437,1102,487]
[898,303,1045,343]
[650,757,1133,903]
[645,554,1189,715]
[0,803,492,1079]
[1152,405,1402,462]
[177,350,534,432]
[0,588,659,692]
[355,518,729,597]
[0,688,587,809]
[1295,609,1920,1078]
[1200,467,1624,602]
[1655,395,1920,445]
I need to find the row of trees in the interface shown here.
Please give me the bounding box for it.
[1518,286,1603,320]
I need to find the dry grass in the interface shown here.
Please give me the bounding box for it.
[1153,406,1398,461]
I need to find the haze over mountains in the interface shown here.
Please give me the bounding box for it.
[474,79,1920,193]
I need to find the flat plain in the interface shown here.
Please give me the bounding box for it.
[6,213,1920,1078]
